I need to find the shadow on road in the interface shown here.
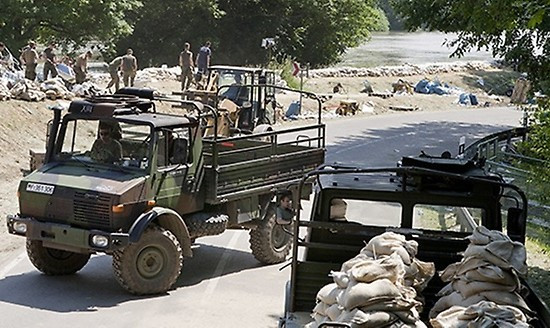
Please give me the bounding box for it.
[0,242,260,312]
[326,120,518,166]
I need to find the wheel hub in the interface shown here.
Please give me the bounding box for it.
[137,246,165,279]
[271,225,289,250]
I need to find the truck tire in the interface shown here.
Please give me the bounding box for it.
[249,206,292,264]
[26,240,90,275]
[112,226,182,295]
[185,213,228,239]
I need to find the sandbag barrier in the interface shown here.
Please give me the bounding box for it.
[430,226,532,327]
[306,227,534,328]
[306,232,435,328]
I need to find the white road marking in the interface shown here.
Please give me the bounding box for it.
[0,250,25,279]
[200,232,241,303]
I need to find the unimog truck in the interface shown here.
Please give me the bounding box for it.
[7,87,325,295]
[280,155,550,327]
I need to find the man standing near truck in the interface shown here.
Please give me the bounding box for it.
[42,43,58,80]
[179,42,194,91]
[122,48,138,87]
[74,50,92,84]
[20,41,38,80]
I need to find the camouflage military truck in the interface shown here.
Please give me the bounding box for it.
[7,88,325,295]
[280,155,550,327]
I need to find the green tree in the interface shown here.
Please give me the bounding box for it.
[0,0,139,55]
[117,0,387,67]
[391,0,550,92]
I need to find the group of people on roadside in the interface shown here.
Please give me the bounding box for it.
[2,39,210,93]
[179,41,211,90]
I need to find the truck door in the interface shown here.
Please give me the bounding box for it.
[154,127,202,214]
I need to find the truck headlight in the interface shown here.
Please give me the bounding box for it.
[13,221,27,234]
[91,235,109,248]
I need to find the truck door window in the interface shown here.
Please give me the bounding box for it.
[119,123,151,169]
[330,198,402,227]
[157,127,191,168]
[412,205,483,232]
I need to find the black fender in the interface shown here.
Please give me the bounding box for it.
[128,207,193,257]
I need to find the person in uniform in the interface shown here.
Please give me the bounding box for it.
[179,42,194,91]
[19,41,39,80]
[74,50,92,84]
[106,56,123,91]
[0,42,14,70]
[121,48,137,87]
[90,123,123,164]
[195,41,211,87]
[42,43,58,80]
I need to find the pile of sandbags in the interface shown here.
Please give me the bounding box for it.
[307,232,435,328]
[430,226,532,327]
[309,61,501,79]
[71,82,103,97]
[40,78,74,100]
[10,79,46,101]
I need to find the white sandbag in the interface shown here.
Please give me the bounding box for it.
[341,253,371,272]
[350,253,405,284]
[316,283,344,305]
[326,303,343,321]
[312,302,329,316]
[331,271,350,288]
[342,278,401,310]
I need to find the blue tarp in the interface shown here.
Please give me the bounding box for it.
[285,101,301,120]
[414,79,452,95]
[458,93,479,106]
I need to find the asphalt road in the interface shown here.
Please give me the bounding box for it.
[0,107,523,328]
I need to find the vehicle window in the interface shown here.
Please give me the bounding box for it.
[330,198,402,227]
[413,205,483,232]
[157,127,191,168]
[59,119,151,170]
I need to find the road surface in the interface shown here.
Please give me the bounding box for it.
[0,107,522,328]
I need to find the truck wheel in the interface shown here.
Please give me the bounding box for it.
[26,240,90,275]
[249,206,291,264]
[112,226,183,295]
[185,213,228,239]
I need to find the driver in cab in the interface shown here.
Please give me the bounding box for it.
[90,122,122,164]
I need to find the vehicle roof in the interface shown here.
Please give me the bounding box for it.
[66,112,194,128]
[210,65,273,74]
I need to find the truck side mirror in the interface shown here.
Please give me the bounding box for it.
[170,138,188,165]
[507,207,526,243]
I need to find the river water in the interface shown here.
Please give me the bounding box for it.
[338,31,495,68]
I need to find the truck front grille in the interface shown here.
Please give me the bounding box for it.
[73,192,112,229]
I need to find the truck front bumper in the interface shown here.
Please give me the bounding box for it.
[7,215,130,253]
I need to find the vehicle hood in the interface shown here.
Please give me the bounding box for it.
[23,162,147,196]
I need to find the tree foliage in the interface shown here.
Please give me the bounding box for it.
[0,0,139,54]
[391,0,550,92]
[117,0,387,67]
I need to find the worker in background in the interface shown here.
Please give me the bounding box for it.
[0,42,14,70]
[19,41,39,80]
[42,43,58,80]
[106,55,123,92]
[179,42,194,91]
[74,50,92,84]
[195,41,211,86]
[121,48,137,87]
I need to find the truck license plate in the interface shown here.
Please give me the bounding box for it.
[26,183,55,195]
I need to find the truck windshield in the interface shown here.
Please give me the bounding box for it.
[58,119,152,170]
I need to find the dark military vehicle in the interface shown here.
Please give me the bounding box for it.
[7,88,325,295]
[280,155,550,327]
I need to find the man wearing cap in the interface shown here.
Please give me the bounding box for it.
[74,50,93,84]
[121,48,137,87]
